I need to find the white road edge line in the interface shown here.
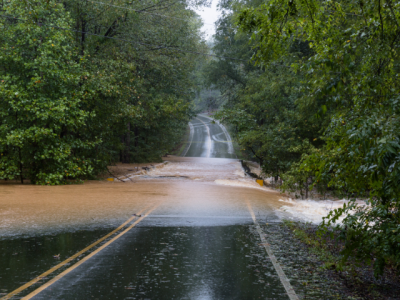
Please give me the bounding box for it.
[200,114,236,158]
[247,201,299,300]
[181,122,194,157]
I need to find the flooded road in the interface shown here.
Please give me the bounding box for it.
[0,116,297,300]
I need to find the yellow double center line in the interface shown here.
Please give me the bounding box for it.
[1,202,161,300]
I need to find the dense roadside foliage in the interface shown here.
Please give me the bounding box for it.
[206,0,400,275]
[0,1,96,184]
[0,0,206,184]
[206,0,324,192]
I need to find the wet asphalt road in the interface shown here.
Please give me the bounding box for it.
[184,115,236,159]
[3,227,287,300]
[0,115,292,300]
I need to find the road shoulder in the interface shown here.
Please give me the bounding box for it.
[260,222,400,300]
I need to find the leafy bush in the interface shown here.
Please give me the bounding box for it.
[0,0,97,184]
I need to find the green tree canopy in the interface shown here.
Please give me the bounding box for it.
[1,0,207,184]
[236,0,400,275]
[0,0,97,184]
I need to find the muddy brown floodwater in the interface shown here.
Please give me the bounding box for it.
[0,156,297,300]
[2,119,360,300]
[0,157,286,238]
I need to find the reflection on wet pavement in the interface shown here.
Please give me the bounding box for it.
[27,226,288,300]
[184,115,236,159]
[0,229,111,298]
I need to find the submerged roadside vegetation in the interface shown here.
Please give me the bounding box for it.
[0,0,207,185]
[203,0,400,279]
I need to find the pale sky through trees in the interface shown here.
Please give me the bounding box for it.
[194,1,220,40]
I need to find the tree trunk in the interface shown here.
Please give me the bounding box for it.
[134,127,139,148]
[125,122,130,163]
[80,19,86,56]
[305,180,309,199]
[305,185,308,199]
[19,147,23,184]
[120,135,124,162]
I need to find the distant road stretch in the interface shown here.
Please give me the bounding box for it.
[182,114,236,159]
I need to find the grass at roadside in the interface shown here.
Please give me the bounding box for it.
[283,220,341,271]
[282,220,400,299]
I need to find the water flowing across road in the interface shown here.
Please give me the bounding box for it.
[0,115,300,300]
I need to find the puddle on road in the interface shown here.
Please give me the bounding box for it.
[11,225,289,300]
